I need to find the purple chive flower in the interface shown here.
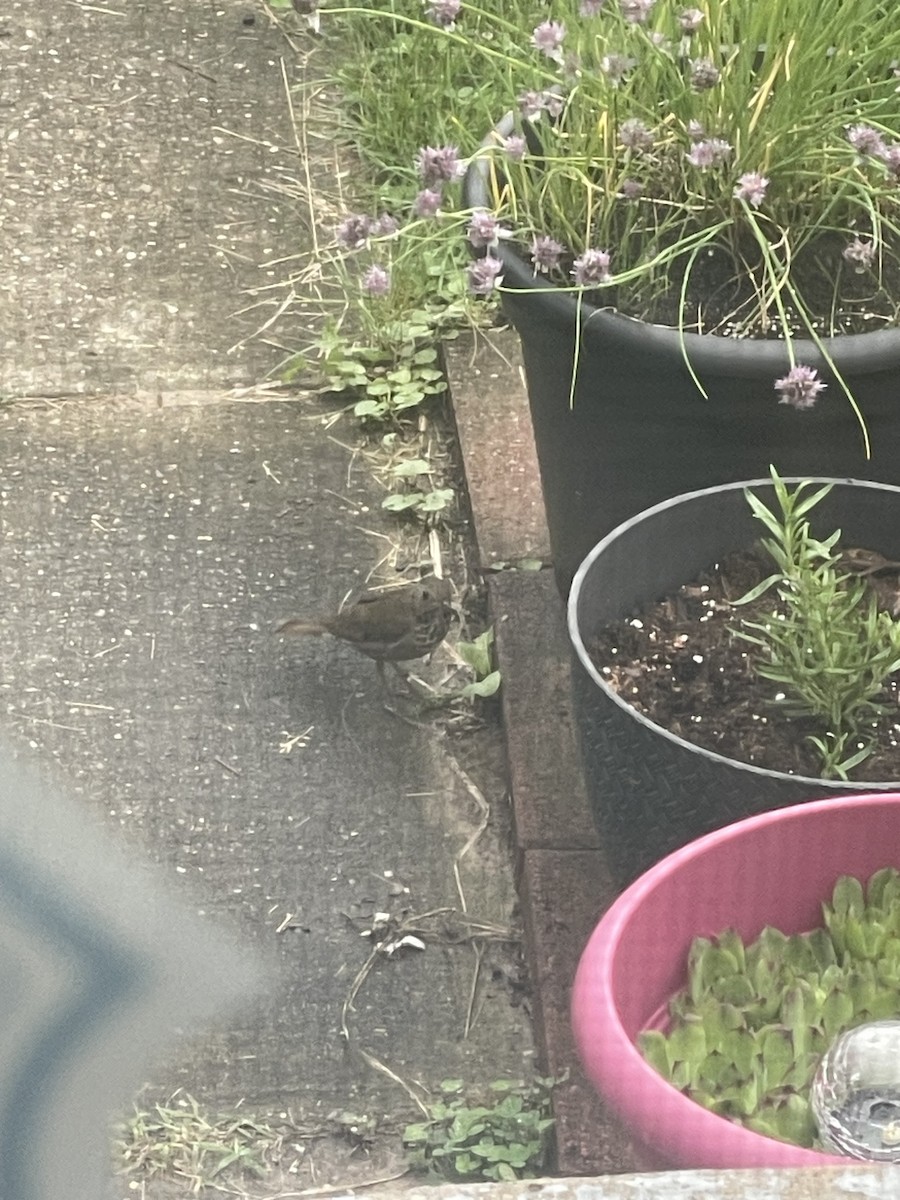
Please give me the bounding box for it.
[620,0,655,23]
[881,143,900,181]
[619,117,654,152]
[501,134,527,160]
[468,255,504,295]
[415,144,464,187]
[678,7,704,32]
[580,0,606,13]
[532,20,566,63]
[843,237,876,271]
[424,0,461,28]
[690,58,721,89]
[336,213,372,250]
[517,89,565,121]
[573,248,613,287]
[372,213,399,237]
[775,365,827,411]
[543,90,566,119]
[685,137,732,168]
[601,53,636,85]
[620,178,644,199]
[847,123,887,158]
[517,90,546,120]
[530,234,564,274]
[412,188,443,218]
[362,265,391,295]
[734,172,769,208]
[467,210,504,249]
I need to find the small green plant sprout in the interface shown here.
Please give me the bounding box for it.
[282,318,448,424]
[639,868,900,1149]
[382,457,455,522]
[456,627,501,700]
[350,347,447,422]
[402,1077,555,1182]
[733,468,900,779]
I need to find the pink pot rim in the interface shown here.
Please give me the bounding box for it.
[573,793,900,1168]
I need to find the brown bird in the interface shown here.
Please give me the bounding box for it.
[274,576,453,664]
[840,547,900,616]
[839,547,900,577]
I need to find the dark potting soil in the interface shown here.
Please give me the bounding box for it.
[586,547,900,782]
[606,230,900,338]
[532,229,900,339]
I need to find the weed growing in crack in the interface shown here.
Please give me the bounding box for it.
[114,1094,297,1190]
[402,1076,556,1183]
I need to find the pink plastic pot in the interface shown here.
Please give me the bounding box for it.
[572,792,900,1169]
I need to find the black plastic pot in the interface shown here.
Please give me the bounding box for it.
[567,478,900,888]
[464,130,900,594]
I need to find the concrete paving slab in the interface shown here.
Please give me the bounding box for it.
[519,850,626,1176]
[0,0,300,395]
[0,396,531,1121]
[489,570,600,852]
[444,331,551,570]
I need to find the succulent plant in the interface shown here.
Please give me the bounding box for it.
[638,868,900,1148]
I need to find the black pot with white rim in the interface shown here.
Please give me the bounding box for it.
[464,125,900,594]
[567,477,900,887]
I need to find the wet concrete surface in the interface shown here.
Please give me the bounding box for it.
[0,0,299,395]
[0,397,530,1116]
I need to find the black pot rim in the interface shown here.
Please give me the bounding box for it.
[464,120,900,378]
[567,476,900,790]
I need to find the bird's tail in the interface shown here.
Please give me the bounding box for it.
[273,617,328,636]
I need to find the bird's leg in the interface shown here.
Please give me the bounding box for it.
[389,660,435,700]
[377,660,410,719]
[377,660,402,718]
[376,661,439,726]
[376,659,396,706]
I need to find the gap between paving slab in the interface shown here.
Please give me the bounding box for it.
[445,330,632,1175]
